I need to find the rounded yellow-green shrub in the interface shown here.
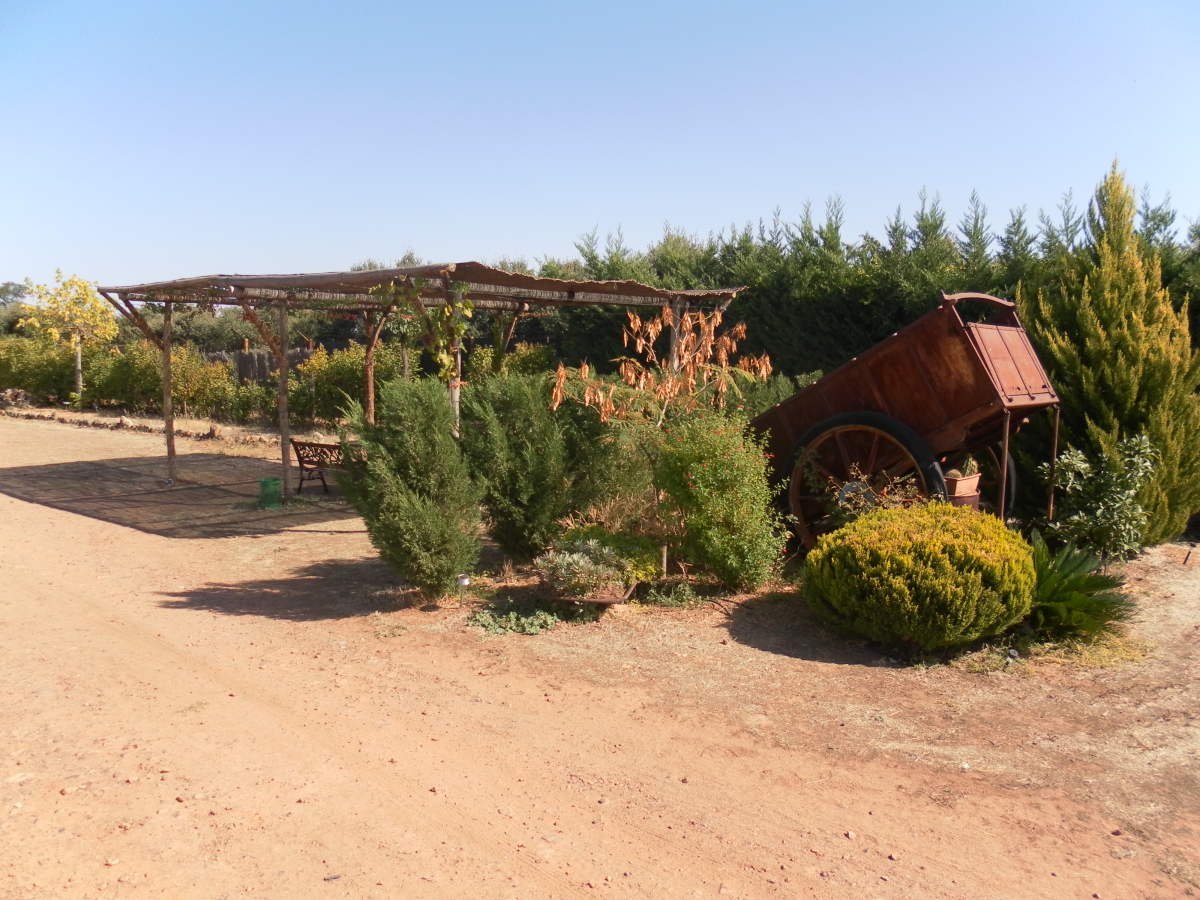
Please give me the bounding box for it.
[803,504,1034,651]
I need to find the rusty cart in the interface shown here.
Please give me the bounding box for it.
[750,292,1060,549]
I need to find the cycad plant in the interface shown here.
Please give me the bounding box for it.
[1024,530,1133,637]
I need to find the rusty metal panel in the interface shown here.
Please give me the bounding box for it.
[966,323,1057,407]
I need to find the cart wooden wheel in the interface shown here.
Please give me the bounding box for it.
[783,411,947,550]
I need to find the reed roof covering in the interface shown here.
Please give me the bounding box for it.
[100,261,743,311]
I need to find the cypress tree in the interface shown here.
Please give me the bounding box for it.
[957,192,1000,294]
[997,206,1038,294]
[1019,163,1200,544]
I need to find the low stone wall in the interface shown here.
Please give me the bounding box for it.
[0,407,284,445]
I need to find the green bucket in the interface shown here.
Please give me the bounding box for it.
[259,477,283,509]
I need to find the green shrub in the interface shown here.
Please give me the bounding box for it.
[465,342,558,383]
[290,342,407,423]
[803,504,1035,651]
[535,526,659,597]
[1023,530,1133,637]
[460,374,612,561]
[170,348,239,417]
[568,426,658,534]
[559,525,661,583]
[226,381,277,423]
[639,582,702,608]
[83,341,270,422]
[651,412,787,590]
[83,341,161,410]
[1040,435,1157,559]
[534,546,625,598]
[0,336,73,401]
[467,596,597,634]
[341,377,480,598]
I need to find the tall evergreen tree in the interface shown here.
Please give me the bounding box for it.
[1019,163,1200,543]
[998,206,1038,294]
[956,192,999,293]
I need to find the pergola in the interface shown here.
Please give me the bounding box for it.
[98,262,743,500]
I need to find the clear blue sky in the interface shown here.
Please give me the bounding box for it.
[2,0,1197,288]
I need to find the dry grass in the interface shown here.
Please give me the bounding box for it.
[950,628,1153,674]
[1025,629,1153,668]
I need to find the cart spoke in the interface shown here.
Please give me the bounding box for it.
[832,432,855,480]
[864,432,881,476]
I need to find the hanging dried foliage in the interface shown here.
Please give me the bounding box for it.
[551,307,771,425]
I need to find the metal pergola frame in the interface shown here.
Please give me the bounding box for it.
[99,261,743,501]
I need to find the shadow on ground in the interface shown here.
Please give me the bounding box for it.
[157,557,416,621]
[722,593,884,666]
[0,453,360,538]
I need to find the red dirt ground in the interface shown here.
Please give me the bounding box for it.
[1,415,1197,899]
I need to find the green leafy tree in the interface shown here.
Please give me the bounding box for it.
[1019,164,1200,544]
[0,282,27,307]
[651,412,787,590]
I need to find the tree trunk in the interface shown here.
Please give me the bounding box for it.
[72,336,83,404]
[449,339,462,438]
[364,311,378,425]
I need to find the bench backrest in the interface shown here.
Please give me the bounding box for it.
[290,440,345,469]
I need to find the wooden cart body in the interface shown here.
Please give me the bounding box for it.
[750,293,1058,543]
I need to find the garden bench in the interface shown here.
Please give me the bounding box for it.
[290,439,352,494]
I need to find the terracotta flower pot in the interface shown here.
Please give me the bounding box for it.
[945,473,982,496]
[945,472,981,509]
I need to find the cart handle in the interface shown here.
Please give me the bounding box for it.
[940,291,1016,310]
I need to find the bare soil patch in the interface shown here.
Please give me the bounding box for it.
[1,416,1197,900]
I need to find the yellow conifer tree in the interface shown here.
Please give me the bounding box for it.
[1019,163,1200,543]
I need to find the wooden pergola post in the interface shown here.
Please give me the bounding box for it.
[277,300,292,503]
[161,301,177,484]
[441,275,463,437]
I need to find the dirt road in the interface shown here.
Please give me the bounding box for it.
[1,416,1197,899]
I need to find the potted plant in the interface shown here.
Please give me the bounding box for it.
[943,455,981,509]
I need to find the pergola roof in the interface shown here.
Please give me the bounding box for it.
[99,261,743,312]
[100,260,745,497]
